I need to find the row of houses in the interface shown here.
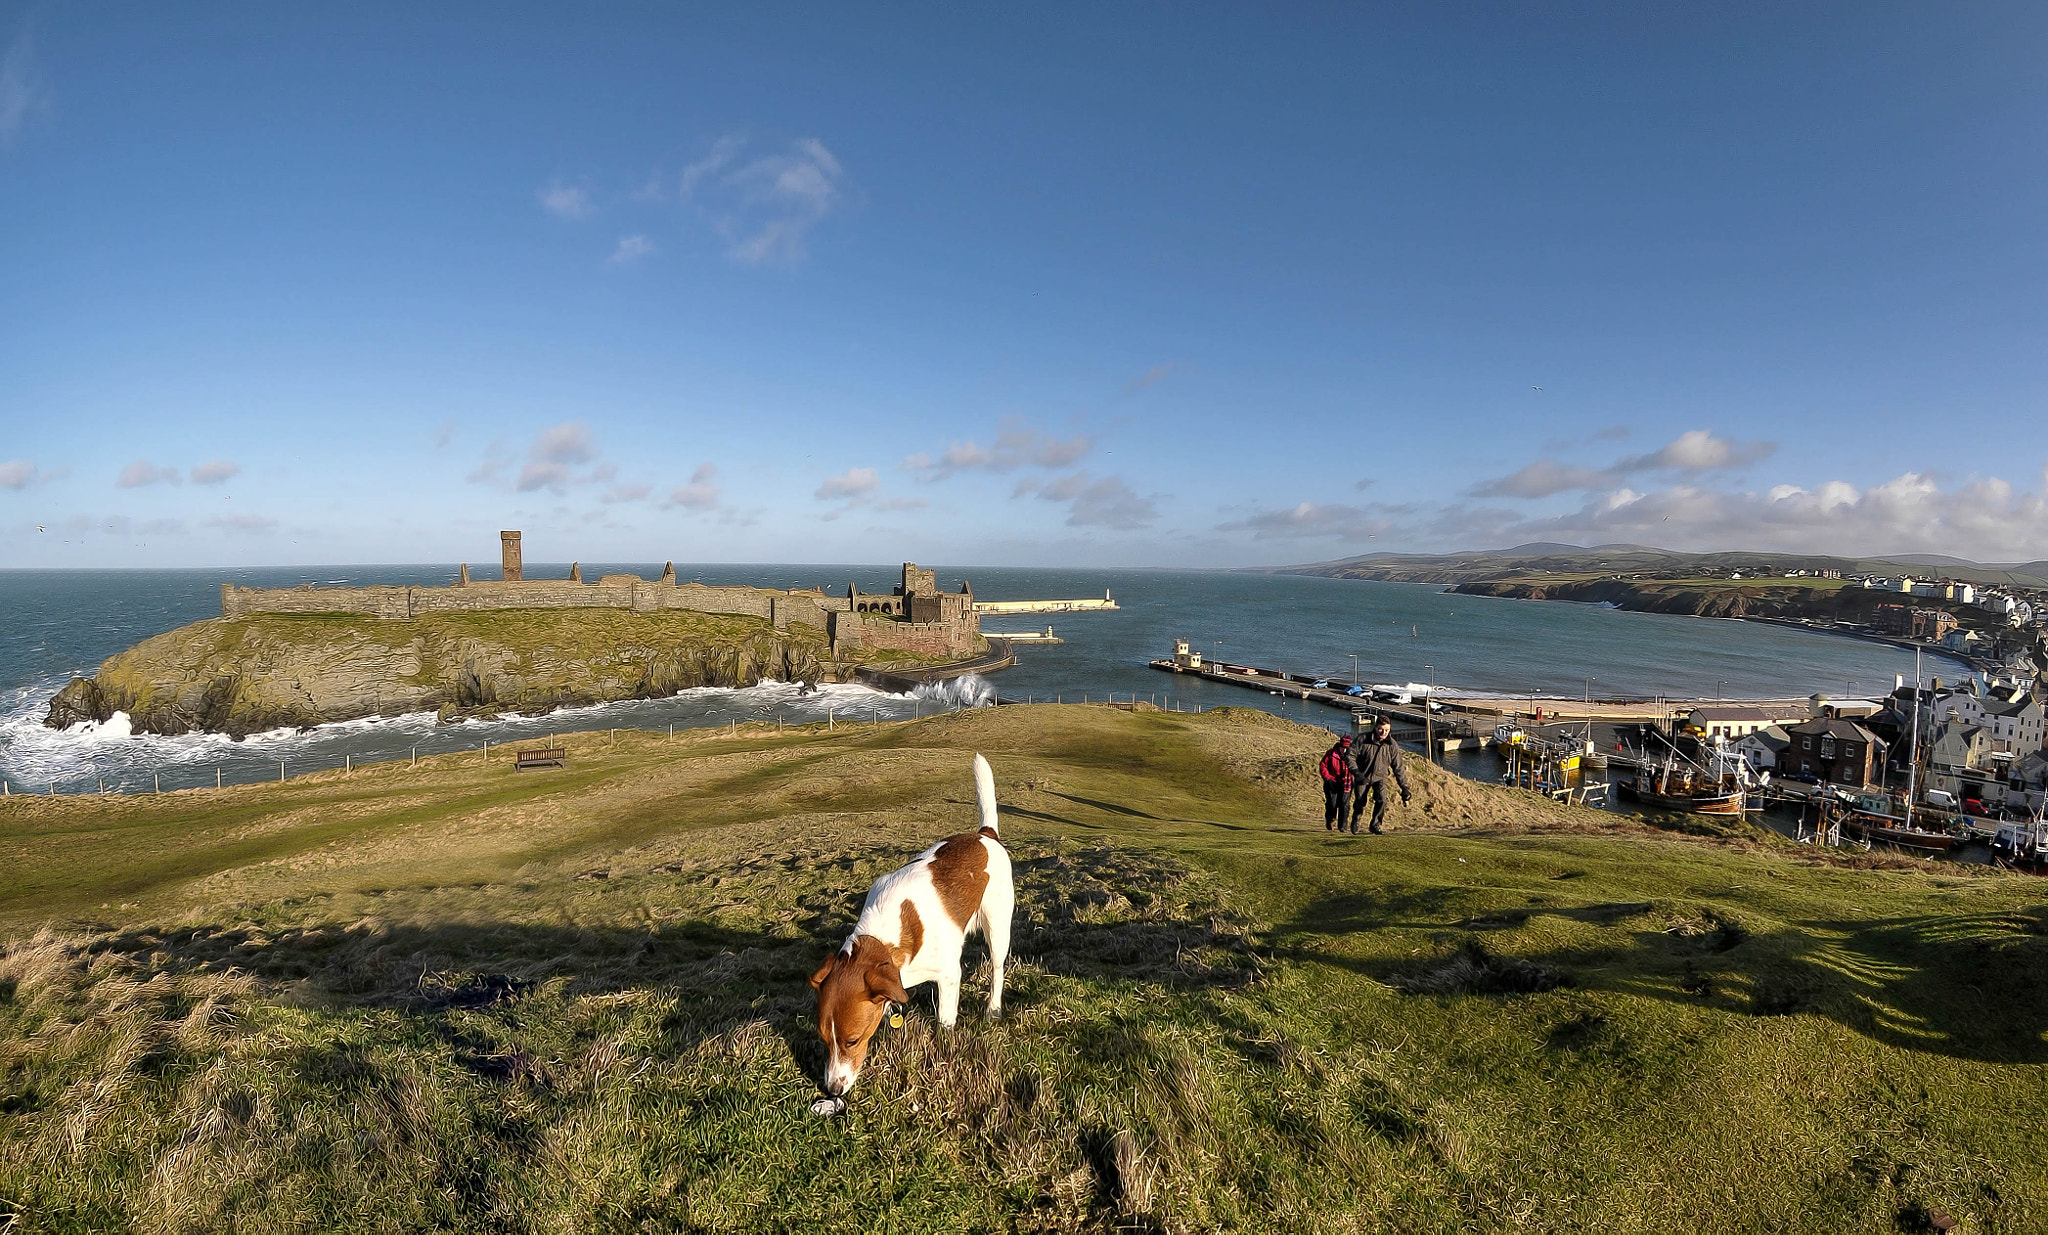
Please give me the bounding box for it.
[1690,677,2048,810]
[1860,576,1976,603]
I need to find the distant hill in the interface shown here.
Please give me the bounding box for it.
[1256,544,2048,591]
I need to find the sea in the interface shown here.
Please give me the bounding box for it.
[0,564,1961,800]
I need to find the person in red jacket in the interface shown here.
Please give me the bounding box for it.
[1319,735,1356,831]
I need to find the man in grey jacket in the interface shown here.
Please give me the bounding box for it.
[1346,717,1411,833]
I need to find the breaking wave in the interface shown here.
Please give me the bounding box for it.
[908,675,996,708]
[0,676,984,796]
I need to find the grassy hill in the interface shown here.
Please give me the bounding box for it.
[2,705,2044,1232]
[1261,544,2048,591]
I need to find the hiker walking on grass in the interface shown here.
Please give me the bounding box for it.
[1347,717,1411,834]
[1318,735,1355,831]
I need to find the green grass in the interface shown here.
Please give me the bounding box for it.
[1,705,2044,1232]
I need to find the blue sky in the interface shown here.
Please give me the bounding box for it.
[4,3,2047,569]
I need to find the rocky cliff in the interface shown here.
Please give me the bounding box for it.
[1448,578,1897,620]
[43,608,871,736]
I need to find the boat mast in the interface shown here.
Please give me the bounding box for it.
[1905,646,1922,817]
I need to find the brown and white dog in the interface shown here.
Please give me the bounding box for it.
[808,752,1014,1097]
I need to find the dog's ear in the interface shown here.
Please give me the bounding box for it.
[809,954,839,989]
[867,963,911,1006]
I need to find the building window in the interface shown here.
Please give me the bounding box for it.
[1801,737,1812,751]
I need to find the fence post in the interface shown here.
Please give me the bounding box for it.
[216,767,222,789]
[346,755,351,773]
[412,746,417,767]
[279,760,285,782]
[154,772,160,794]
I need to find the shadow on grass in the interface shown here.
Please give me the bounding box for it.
[1274,888,2048,1064]
[87,842,1265,1092]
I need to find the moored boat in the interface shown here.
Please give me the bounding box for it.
[1834,792,1960,852]
[1616,751,1749,816]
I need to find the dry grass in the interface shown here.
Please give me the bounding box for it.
[2,704,2046,1232]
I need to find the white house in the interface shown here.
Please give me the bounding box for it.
[1731,724,1792,771]
[1930,686,2045,756]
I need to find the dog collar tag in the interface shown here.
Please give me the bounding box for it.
[888,1009,904,1029]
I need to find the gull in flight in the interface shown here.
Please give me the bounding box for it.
[1531,386,1543,392]
[36,524,45,532]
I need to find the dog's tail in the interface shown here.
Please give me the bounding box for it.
[973,752,999,836]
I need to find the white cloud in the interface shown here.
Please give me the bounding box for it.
[534,422,594,462]
[815,466,880,501]
[1473,460,1615,499]
[538,180,594,219]
[1450,463,2048,560]
[1473,429,1776,498]
[190,459,240,485]
[1616,429,1775,473]
[1019,471,1160,530]
[608,234,654,265]
[873,496,928,513]
[601,482,652,505]
[205,513,278,534]
[481,422,601,494]
[1122,363,1173,395]
[904,425,1094,481]
[0,459,41,489]
[117,460,180,488]
[1216,501,1398,541]
[0,30,48,147]
[663,464,720,511]
[670,134,846,264]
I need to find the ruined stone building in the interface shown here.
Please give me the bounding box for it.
[219,532,983,660]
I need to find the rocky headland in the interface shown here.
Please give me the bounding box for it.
[43,608,918,737]
[1445,576,1891,620]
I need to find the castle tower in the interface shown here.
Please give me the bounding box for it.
[500,531,523,581]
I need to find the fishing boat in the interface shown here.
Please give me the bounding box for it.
[1835,792,1960,852]
[1616,748,1748,815]
[1990,806,2048,874]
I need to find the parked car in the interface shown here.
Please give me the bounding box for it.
[1346,685,1368,697]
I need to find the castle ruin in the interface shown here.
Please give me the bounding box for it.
[219,534,982,660]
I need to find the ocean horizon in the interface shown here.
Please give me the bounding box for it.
[2,564,1963,795]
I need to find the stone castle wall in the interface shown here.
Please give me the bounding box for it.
[219,561,979,660]
[220,578,833,627]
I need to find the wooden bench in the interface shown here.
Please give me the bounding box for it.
[514,746,567,771]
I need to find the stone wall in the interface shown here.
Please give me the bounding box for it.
[216,558,987,668]
[216,574,969,660]
[853,615,982,659]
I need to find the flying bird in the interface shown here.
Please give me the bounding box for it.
[1531,386,1543,392]
[36,524,45,532]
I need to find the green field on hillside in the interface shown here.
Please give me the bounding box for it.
[1,705,2043,1232]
